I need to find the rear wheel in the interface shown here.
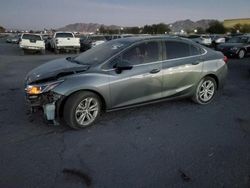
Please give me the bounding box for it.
[238,49,245,59]
[63,91,102,129]
[192,77,217,104]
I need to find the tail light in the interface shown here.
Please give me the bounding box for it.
[223,56,228,63]
[56,39,58,44]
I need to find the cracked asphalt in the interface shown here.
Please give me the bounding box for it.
[0,37,250,188]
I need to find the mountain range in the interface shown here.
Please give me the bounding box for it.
[57,19,216,33]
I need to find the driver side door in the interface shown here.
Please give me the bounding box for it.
[107,40,163,109]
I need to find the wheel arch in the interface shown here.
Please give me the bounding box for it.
[57,89,107,118]
[204,74,219,89]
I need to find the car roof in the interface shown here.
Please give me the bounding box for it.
[117,35,187,43]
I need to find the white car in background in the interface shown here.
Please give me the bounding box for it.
[19,33,45,54]
[50,32,80,54]
[189,35,212,46]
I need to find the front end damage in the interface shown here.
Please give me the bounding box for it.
[24,57,90,125]
[26,91,65,125]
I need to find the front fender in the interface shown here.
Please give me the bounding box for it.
[52,73,111,108]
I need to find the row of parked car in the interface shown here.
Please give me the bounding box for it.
[186,34,250,59]
[6,32,133,54]
[5,32,250,58]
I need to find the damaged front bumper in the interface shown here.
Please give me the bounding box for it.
[26,91,65,125]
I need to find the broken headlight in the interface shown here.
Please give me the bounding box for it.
[26,80,64,95]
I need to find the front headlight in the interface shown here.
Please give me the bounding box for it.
[230,47,238,51]
[25,80,64,95]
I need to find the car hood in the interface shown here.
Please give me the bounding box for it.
[26,58,89,84]
[218,43,243,48]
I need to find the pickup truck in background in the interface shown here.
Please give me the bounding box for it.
[50,32,80,54]
[19,33,45,54]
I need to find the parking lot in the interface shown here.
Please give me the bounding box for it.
[0,37,250,188]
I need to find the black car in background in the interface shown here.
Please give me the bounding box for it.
[216,35,250,59]
[80,35,106,52]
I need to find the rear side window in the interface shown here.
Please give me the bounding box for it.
[55,33,73,38]
[122,41,160,65]
[165,41,203,59]
[190,45,201,56]
[165,41,190,59]
[22,34,42,41]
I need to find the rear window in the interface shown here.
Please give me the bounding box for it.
[22,34,42,41]
[55,33,74,38]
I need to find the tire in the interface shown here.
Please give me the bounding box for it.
[63,91,102,129]
[192,77,217,105]
[41,49,45,55]
[238,49,245,59]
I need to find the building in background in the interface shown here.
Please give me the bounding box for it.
[223,18,250,28]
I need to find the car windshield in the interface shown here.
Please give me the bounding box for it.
[22,34,42,40]
[227,37,247,43]
[56,33,73,38]
[75,40,131,65]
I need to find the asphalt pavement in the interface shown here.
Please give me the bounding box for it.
[0,37,250,188]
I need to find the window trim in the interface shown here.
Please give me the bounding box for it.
[101,39,207,71]
[101,39,163,70]
[164,40,202,60]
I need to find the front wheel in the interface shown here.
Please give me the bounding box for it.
[192,77,217,105]
[238,49,245,59]
[63,91,102,129]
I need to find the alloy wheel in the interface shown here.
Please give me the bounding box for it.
[75,97,99,126]
[198,80,215,102]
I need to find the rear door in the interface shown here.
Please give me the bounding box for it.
[108,40,163,108]
[162,40,204,98]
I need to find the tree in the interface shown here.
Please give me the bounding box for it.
[241,24,250,33]
[230,24,250,33]
[206,21,226,34]
[142,23,171,34]
[196,27,205,34]
[0,25,6,33]
[99,25,106,34]
[124,27,140,34]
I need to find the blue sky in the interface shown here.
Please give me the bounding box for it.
[0,0,250,29]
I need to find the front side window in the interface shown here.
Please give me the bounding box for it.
[121,41,160,65]
[165,41,190,59]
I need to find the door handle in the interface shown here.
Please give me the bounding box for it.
[150,69,161,74]
[192,60,202,65]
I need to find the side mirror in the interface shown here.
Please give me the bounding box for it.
[114,60,133,74]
